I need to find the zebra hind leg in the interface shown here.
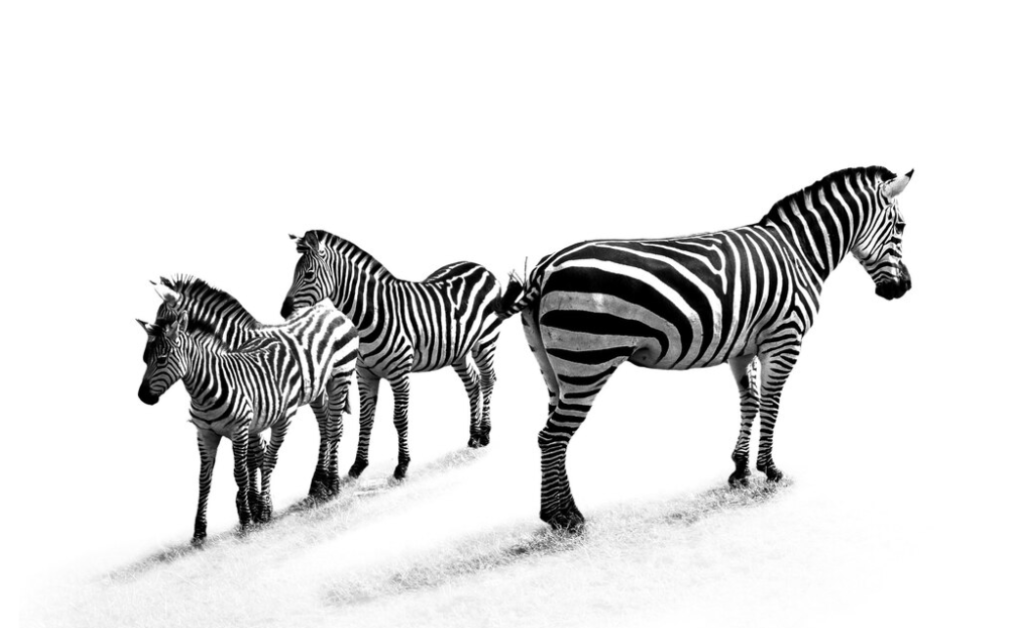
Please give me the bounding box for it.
[727,355,760,487]
[452,358,483,448]
[472,337,499,447]
[308,396,332,500]
[247,433,266,521]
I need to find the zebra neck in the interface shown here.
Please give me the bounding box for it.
[334,260,394,329]
[761,206,854,289]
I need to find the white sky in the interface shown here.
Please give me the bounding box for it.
[4,1,1022,624]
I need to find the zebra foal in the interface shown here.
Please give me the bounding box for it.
[151,275,358,498]
[137,299,355,542]
[281,231,514,479]
[500,166,915,530]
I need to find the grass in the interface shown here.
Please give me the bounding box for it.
[24,449,799,628]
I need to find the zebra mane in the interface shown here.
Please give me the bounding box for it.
[758,166,897,227]
[308,230,395,280]
[157,274,263,339]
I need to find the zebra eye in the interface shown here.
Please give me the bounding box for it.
[304,269,316,280]
[156,356,168,366]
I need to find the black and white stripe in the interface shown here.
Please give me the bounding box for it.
[499,166,915,530]
[151,275,359,498]
[281,231,512,479]
[138,299,357,543]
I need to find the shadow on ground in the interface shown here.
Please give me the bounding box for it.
[324,477,793,607]
[104,447,488,582]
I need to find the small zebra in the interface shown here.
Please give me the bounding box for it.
[499,166,915,530]
[151,275,358,498]
[138,299,356,543]
[281,231,513,479]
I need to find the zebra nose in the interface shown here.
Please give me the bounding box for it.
[281,297,294,319]
[138,382,159,406]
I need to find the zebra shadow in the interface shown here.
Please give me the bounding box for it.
[323,477,792,607]
[105,447,488,582]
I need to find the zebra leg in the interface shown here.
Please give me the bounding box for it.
[193,428,221,544]
[259,412,295,523]
[247,433,266,521]
[308,395,332,500]
[472,338,499,447]
[727,355,760,487]
[230,429,253,530]
[452,357,483,448]
[756,345,803,482]
[390,373,412,479]
[324,375,350,495]
[348,367,380,478]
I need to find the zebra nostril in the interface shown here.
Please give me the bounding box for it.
[281,297,293,319]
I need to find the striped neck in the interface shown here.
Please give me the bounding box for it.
[758,167,891,287]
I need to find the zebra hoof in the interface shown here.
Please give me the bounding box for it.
[191,534,206,546]
[479,433,490,447]
[542,507,585,533]
[393,463,408,480]
[760,465,784,482]
[728,467,751,488]
[467,436,483,448]
[348,459,368,478]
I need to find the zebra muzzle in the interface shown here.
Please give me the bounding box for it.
[138,382,160,406]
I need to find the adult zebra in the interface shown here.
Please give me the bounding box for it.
[499,166,915,530]
[150,275,359,498]
[281,231,510,479]
[138,301,355,542]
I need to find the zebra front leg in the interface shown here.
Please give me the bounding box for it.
[258,411,295,523]
[247,433,266,521]
[756,345,803,482]
[452,358,483,448]
[230,428,253,530]
[472,339,499,446]
[727,355,760,487]
[308,395,332,499]
[390,373,412,479]
[348,368,380,478]
[193,429,221,544]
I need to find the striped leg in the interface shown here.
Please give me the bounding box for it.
[348,367,380,478]
[247,433,266,521]
[727,355,760,487]
[230,428,253,530]
[453,357,483,448]
[258,410,295,522]
[472,338,499,446]
[308,395,333,499]
[390,373,412,479]
[324,375,350,494]
[756,345,802,481]
[193,429,221,543]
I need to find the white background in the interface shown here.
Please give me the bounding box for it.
[5,1,1022,625]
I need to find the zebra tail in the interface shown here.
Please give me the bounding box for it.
[496,269,540,319]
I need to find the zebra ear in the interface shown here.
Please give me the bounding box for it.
[137,319,157,341]
[882,169,914,199]
[153,283,181,307]
[167,310,189,341]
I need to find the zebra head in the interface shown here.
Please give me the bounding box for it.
[852,169,914,301]
[281,232,334,318]
[137,310,190,406]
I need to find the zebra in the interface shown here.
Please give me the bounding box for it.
[498,166,915,530]
[151,275,359,498]
[137,299,357,543]
[280,230,513,480]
